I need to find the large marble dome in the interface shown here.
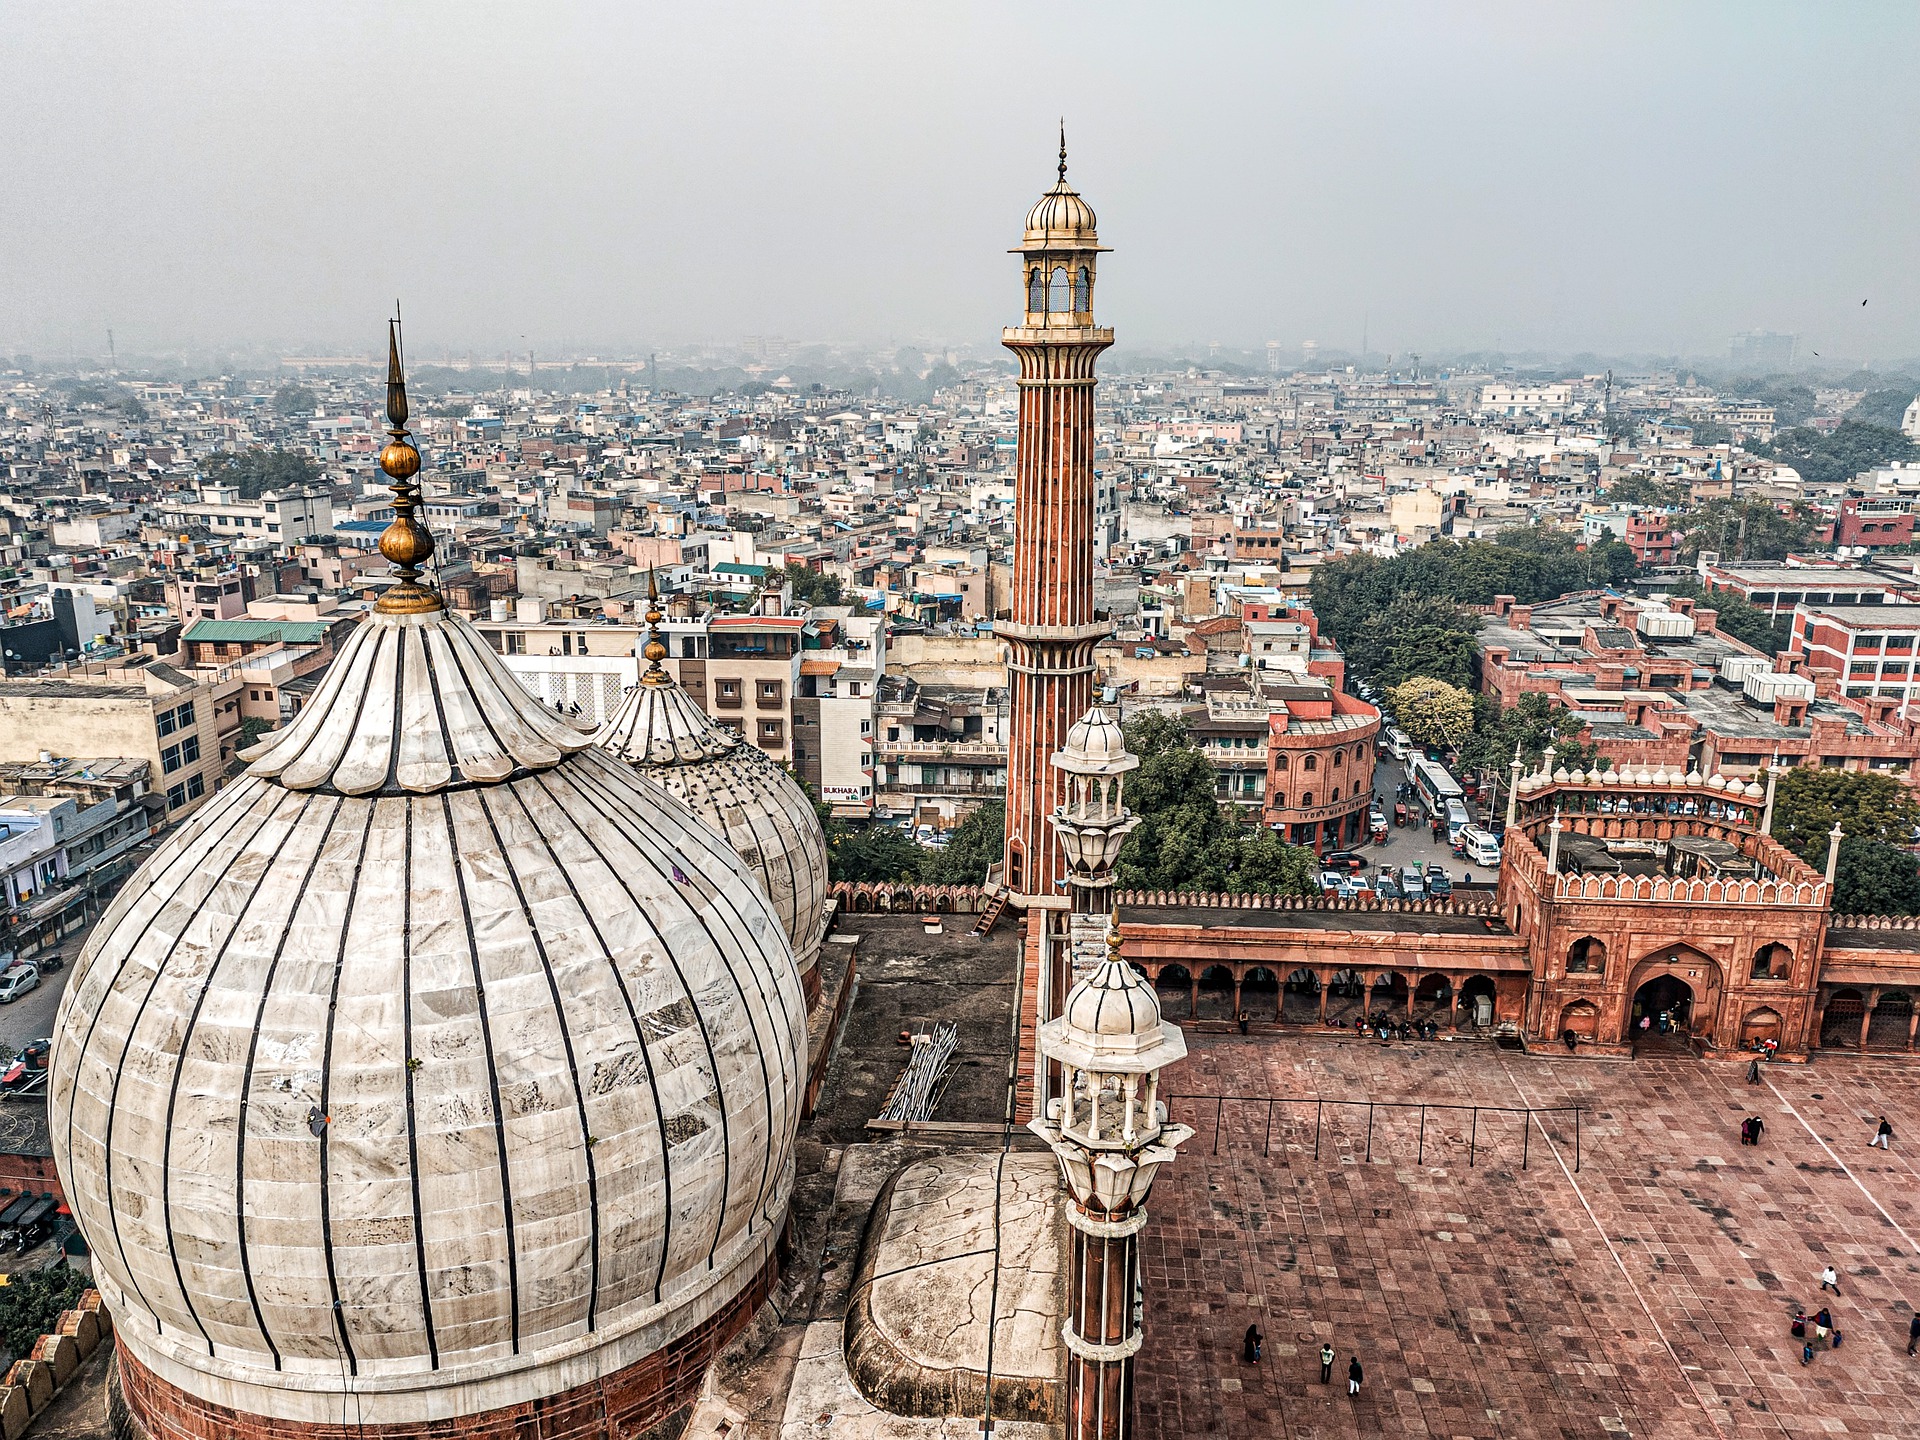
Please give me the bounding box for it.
[596,602,830,991]
[49,338,806,1437]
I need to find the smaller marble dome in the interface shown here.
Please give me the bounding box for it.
[1050,928,1184,1071]
[1054,706,1138,777]
[597,598,829,978]
[1021,131,1101,249]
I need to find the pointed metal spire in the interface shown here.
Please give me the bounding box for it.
[1058,119,1068,183]
[374,312,441,614]
[640,567,670,685]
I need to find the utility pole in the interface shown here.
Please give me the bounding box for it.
[107,329,116,374]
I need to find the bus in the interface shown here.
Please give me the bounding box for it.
[1409,756,1464,817]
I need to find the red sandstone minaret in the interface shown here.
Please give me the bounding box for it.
[1002,130,1114,910]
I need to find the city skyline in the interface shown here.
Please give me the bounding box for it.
[4,3,1918,364]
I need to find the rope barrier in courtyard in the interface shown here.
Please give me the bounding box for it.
[1165,1092,1583,1172]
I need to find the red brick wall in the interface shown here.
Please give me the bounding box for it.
[114,1246,779,1440]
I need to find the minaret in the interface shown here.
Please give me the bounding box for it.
[1002,130,1114,908]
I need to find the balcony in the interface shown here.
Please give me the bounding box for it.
[877,739,1009,762]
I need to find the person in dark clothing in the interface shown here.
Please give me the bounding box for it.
[1871,1116,1894,1150]
[1243,1324,1262,1363]
[1750,1116,1764,1145]
[1237,1011,1250,1037]
[1319,1342,1334,1383]
[1347,1356,1363,1396]
[1908,1311,1920,1357]
[1747,1059,1762,1084]
[1791,1310,1806,1339]
[1801,1341,1814,1366]
[1563,1028,1579,1052]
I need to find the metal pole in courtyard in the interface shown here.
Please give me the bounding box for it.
[1469,1107,1478,1167]
[1575,1107,1581,1172]
[1418,1105,1426,1164]
[1315,1099,1323,1160]
[1263,1100,1274,1157]
[1213,1096,1222,1156]
[1365,1102,1374,1162]
[1522,1111,1529,1170]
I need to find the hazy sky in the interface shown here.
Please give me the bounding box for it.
[4,2,1917,363]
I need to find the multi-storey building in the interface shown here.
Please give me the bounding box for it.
[1787,603,1920,712]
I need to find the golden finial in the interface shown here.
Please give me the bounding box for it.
[639,567,670,684]
[374,314,442,615]
[1107,906,1123,961]
[1058,119,1068,183]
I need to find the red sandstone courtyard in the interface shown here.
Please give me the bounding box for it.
[1137,1034,1920,1439]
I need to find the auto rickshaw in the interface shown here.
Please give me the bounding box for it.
[1393,802,1409,827]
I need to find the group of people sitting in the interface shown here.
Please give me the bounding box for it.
[1355,1014,1440,1041]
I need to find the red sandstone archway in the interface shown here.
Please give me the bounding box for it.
[1740,1007,1783,1046]
[1559,999,1600,1040]
[1623,946,1723,1046]
[1820,989,1865,1048]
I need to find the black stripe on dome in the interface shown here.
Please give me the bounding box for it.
[315,797,378,1375]
[524,769,677,1305]
[98,782,289,1352]
[397,801,441,1368]
[479,784,603,1333]
[441,791,523,1353]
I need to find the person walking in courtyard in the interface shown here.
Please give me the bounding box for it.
[1747,1058,1762,1084]
[1242,1324,1262,1363]
[1821,1265,1840,1294]
[1907,1311,1919,1357]
[1748,1116,1764,1146]
[1871,1116,1894,1149]
[1319,1342,1334,1383]
[1347,1355,1363,1397]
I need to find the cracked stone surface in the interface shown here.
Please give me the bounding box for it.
[861,1151,1064,1381]
[1136,1031,1920,1439]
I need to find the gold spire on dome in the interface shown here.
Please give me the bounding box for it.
[640,567,670,685]
[375,316,443,615]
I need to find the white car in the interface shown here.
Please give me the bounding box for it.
[0,965,39,1005]
[1459,826,1503,869]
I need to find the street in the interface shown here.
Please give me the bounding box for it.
[1353,754,1500,890]
[0,944,78,1059]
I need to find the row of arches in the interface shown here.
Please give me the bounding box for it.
[1027,264,1092,315]
[1819,988,1919,1050]
[1562,936,1793,980]
[1143,961,1502,1029]
[1271,747,1362,773]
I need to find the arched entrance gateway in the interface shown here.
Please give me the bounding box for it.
[1620,946,1723,1050]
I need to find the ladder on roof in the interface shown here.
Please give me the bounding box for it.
[971,887,1010,938]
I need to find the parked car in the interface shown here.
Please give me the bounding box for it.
[1459,825,1503,869]
[1323,850,1367,873]
[1373,873,1402,900]
[1425,868,1453,898]
[1399,864,1428,900]
[1319,870,1346,894]
[0,965,38,1005]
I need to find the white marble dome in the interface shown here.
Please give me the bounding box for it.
[49,604,807,1427]
[596,652,829,981]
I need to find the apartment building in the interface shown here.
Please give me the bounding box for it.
[0,659,238,818]
[1787,604,1920,710]
[159,479,334,545]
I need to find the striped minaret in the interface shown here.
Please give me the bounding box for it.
[1002,133,1113,911]
[1002,134,1113,1120]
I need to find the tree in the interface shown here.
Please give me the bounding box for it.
[1674,498,1814,563]
[923,800,1002,885]
[1848,389,1918,430]
[1603,475,1687,507]
[1113,713,1318,894]
[827,823,924,884]
[1386,677,1474,750]
[1455,692,1602,784]
[1747,422,1917,488]
[0,1265,87,1363]
[1831,837,1920,916]
[1768,767,1920,870]
[272,382,318,416]
[1687,419,1732,447]
[783,561,845,607]
[201,448,321,500]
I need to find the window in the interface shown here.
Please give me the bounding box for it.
[156,702,193,737]
[716,679,741,709]
[1752,943,1790,979]
[166,782,186,809]
[1272,793,1286,808]
[180,734,200,765]
[1072,266,1090,312]
[1027,267,1044,312]
[1302,754,1318,772]
[1273,754,1289,771]
[1301,792,1314,807]
[1566,937,1605,974]
[758,680,784,708]
[161,743,184,774]
[1048,265,1069,313]
[504,631,526,655]
[759,719,784,744]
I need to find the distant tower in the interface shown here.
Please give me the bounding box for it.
[1001,129,1113,912]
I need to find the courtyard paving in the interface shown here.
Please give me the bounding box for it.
[1136,1033,1920,1439]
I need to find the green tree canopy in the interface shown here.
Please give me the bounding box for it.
[0,1265,87,1363]
[783,561,845,607]
[826,823,925,884]
[1831,836,1920,917]
[922,800,1002,885]
[1746,422,1917,488]
[1768,767,1920,871]
[202,448,322,500]
[1114,713,1319,894]
[1673,498,1814,563]
[1454,692,1602,784]
[272,382,318,415]
[1846,388,1918,431]
[1603,474,1688,507]
[1386,677,1474,750]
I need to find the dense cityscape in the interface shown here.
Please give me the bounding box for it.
[6,6,1920,1440]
